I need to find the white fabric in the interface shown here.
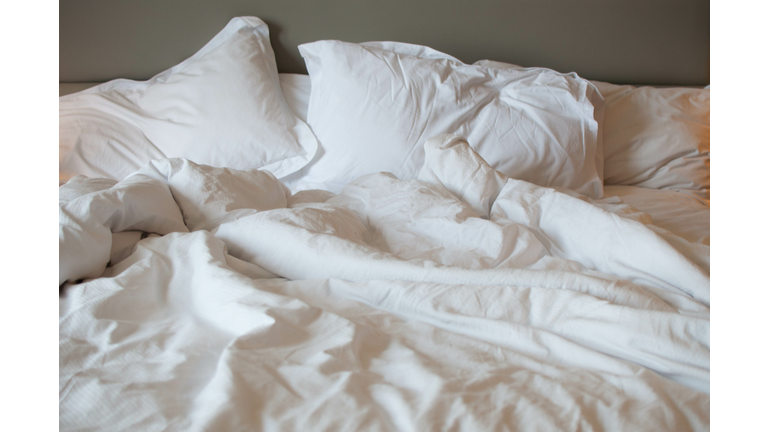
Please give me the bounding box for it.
[59,173,189,285]
[59,17,317,182]
[595,83,710,198]
[603,185,710,245]
[60,137,709,431]
[59,73,312,121]
[474,60,710,199]
[278,73,312,123]
[360,41,463,61]
[290,40,605,198]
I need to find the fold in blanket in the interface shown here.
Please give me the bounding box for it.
[59,135,709,431]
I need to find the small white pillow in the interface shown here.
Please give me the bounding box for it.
[59,17,317,182]
[292,40,605,198]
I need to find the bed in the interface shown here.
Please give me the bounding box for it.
[59,8,710,432]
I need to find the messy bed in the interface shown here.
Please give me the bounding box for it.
[59,17,710,431]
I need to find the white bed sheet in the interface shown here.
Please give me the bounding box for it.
[59,136,709,431]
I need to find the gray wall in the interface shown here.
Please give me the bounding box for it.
[60,0,709,86]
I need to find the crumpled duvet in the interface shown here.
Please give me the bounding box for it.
[59,135,710,431]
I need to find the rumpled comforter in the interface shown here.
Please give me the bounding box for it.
[59,135,710,431]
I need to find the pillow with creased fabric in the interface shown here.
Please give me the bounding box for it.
[359,41,463,61]
[292,40,605,198]
[475,59,710,200]
[595,83,709,199]
[278,74,312,123]
[59,16,317,182]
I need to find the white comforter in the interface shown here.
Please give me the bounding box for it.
[59,135,710,431]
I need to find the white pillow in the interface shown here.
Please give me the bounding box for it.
[59,17,317,182]
[594,82,710,199]
[359,41,463,61]
[291,40,605,198]
[475,60,710,199]
[278,73,312,123]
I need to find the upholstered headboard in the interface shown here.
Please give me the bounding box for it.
[60,0,709,86]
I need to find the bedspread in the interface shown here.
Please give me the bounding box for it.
[59,135,710,431]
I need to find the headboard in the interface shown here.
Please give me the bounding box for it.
[60,0,709,86]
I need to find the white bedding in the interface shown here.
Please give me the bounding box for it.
[278,73,711,245]
[59,136,709,431]
[603,186,710,245]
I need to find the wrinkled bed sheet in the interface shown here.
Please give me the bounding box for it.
[59,135,710,431]
[603,185,710,246]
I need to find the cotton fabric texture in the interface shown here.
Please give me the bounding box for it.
[60,138,709,431]
[594,82,710,199]
[59,17,317,182]
[292,40,605,198]
[475,59,710,200]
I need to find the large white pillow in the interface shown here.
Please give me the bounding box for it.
[59,17,317,182]
[475,60,710,200]
[291,40,605,198]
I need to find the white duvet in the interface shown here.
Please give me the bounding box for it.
[59,135,710,431]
